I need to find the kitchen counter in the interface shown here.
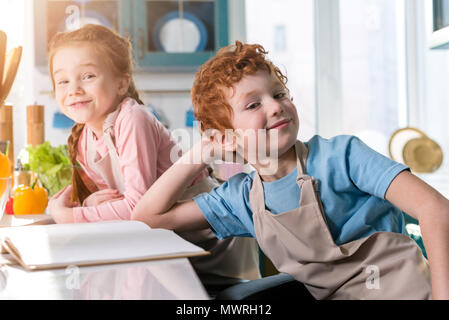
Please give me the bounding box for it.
[0,213,52,227]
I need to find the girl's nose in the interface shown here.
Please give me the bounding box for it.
[68,81,84,96]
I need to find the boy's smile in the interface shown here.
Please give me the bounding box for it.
[225,69,299,171]
[268,118,292,130]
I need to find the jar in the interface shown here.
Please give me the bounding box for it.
[14,159,31,190]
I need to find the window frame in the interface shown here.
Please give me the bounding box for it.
[313,0,411,137]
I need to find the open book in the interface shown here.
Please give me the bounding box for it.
[0,220,208,271]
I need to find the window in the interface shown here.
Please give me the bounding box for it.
[245,0,408,156]
[245,0,316,141]
[338,0,407,156]
[430,0,449,48]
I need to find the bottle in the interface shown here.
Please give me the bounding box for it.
[14,159,31,190]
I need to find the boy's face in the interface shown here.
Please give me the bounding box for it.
[225,69,299,163]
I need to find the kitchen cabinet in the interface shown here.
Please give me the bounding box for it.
[132,0,229,71]
[34,0,129,67]
[34,0,229,70]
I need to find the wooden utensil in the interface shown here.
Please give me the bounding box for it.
[0,46,22,106]
[0,30,6,91]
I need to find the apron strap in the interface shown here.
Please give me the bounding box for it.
[295,140,309,181]
[85,106,126,193]
[250,141,312,213]
[249,172,266,215]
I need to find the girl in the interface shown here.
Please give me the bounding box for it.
[132,41,449,299]
[47,25,260,281]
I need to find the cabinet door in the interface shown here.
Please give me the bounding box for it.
[133,0,229,70]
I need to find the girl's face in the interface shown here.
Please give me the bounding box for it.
[225,69,299,164]
[52,44,128,135]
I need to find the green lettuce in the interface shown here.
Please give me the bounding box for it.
[24,142,72,196]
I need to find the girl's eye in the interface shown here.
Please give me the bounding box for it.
[246,102,261,110]
[83,74,96,80]
[56,80,68,86]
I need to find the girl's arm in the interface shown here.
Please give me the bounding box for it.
[385,170,449,299]
[49,106,169,222]
[132,141,212,232]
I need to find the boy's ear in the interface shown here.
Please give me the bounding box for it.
[222,129,237,152]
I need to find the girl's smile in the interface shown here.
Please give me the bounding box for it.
[67,100,93,109]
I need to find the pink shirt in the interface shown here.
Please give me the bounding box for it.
[73,98,204,222]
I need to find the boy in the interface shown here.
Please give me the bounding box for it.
[130,41,449,299]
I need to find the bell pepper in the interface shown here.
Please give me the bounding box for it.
[13,184,48,215]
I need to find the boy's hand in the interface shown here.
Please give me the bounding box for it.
[198,129,240,164]
[82,189,124,207]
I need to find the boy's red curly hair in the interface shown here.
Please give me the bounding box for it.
[191,41,288,133]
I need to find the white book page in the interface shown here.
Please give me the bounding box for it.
[0,220,204,268]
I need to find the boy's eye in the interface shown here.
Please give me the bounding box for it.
[246,102,261,110]
[274,91,287,99]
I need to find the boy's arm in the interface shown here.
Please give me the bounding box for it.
[132,140,213,231]
[385,170,449,299]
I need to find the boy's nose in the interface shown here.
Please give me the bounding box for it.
[267,98,283,116]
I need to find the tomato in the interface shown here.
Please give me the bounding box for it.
[13,184,48,215]
[5,196,14,215]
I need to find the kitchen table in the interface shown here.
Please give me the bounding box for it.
[0,214,209,300]
[0,257,209,300]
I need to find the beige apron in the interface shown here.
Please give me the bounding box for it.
[251,140,431,299]
[86,107,260,280]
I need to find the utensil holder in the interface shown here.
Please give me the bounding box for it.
[27,104,45,147]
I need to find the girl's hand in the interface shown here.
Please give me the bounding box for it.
[48,185,77,224]
[82,189,124,207]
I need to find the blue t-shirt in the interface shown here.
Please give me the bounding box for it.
[194,135,409,245]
